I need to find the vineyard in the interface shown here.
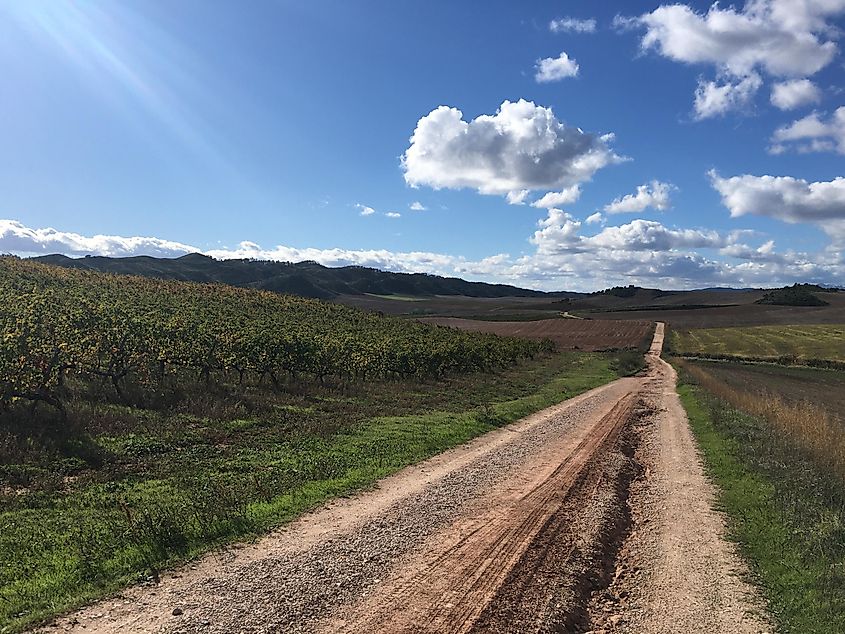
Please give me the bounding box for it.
[0,258,630,632]
[0,258,550,416]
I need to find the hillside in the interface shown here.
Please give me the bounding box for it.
[31,253,563,299]
[2,257,548,414]
[755,284,836,306]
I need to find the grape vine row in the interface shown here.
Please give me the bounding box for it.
[0,258,552,413]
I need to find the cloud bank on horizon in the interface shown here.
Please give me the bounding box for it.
[2,0,845,291]
[4,203,842,291]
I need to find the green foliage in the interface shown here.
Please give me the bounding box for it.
[0,258,551,414]
[756,284,831,306]
[598,285,641,298]
[609,349,646,376]
[677,377,845,633]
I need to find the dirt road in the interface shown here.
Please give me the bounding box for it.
[40,324,770,633]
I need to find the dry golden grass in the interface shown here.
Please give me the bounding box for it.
[678,359,845,484]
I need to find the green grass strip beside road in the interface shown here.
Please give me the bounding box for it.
[677,380,845,634]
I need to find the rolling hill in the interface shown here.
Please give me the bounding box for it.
[31,253,569,300]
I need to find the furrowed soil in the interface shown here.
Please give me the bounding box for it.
[37,324,770,634]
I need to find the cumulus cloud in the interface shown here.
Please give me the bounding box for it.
[710,171,845,241]
[604,180,675,214]
[506,190,530,205]
[530,209,583,253]
[621,2,845,120]
[518,210,834,287]
[0,219,195,257]
[770,107,845,153]
[402,100,624,203]
[531,185,582,209]
[356,204,376,216]
[409,201,427,211]
[535,52,580,82]
[587,220,723,251]
[720,239,782,262]
[585,212,604,225]
[693,73,762,119]
[770,79,822,110]
[624,1,845,78]
[530,210,724,254]
[385,211,401,218]
[550,17,597,33]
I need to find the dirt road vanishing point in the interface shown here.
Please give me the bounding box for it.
[40,323,771,634]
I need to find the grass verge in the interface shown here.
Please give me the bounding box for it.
[1,351,620,632]
[676,374,845,634]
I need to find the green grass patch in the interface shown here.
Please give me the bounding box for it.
[672,323,845,362]
[0,351,618,632]
[677,377,845,633]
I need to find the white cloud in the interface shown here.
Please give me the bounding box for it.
[506,190,530,205]
[530,210,724,254]
[409,201,427,211]
[693,73,762,119]
[710,171,845,241]
[585,212,604,224]
[518,210,837,287]
[531,185,582,209]
[770,79,822,110]
[587,220,723,251]
[530,209,583,253]
[535,52,580,82]
[356,204,376,216]
[0,219,195,257]
[625,1,845,78]
[385,211,401,218]
[771,107,845,153]
[720,239,781,262]
[604,180,675,213]
[402,99,623,202]
[550,17,597,33]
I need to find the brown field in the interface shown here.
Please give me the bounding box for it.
[419,317,654,351]
[336,289,845,330]
[681,360,845,426]
[590,296,845,329]
[336,294,567,319]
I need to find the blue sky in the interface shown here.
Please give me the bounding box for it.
[1,0,844,290]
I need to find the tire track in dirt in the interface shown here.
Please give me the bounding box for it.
[588,341,772,634]
[324,394,637,633]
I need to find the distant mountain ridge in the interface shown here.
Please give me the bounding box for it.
[31,253,571,299]
[27,254,838,301]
